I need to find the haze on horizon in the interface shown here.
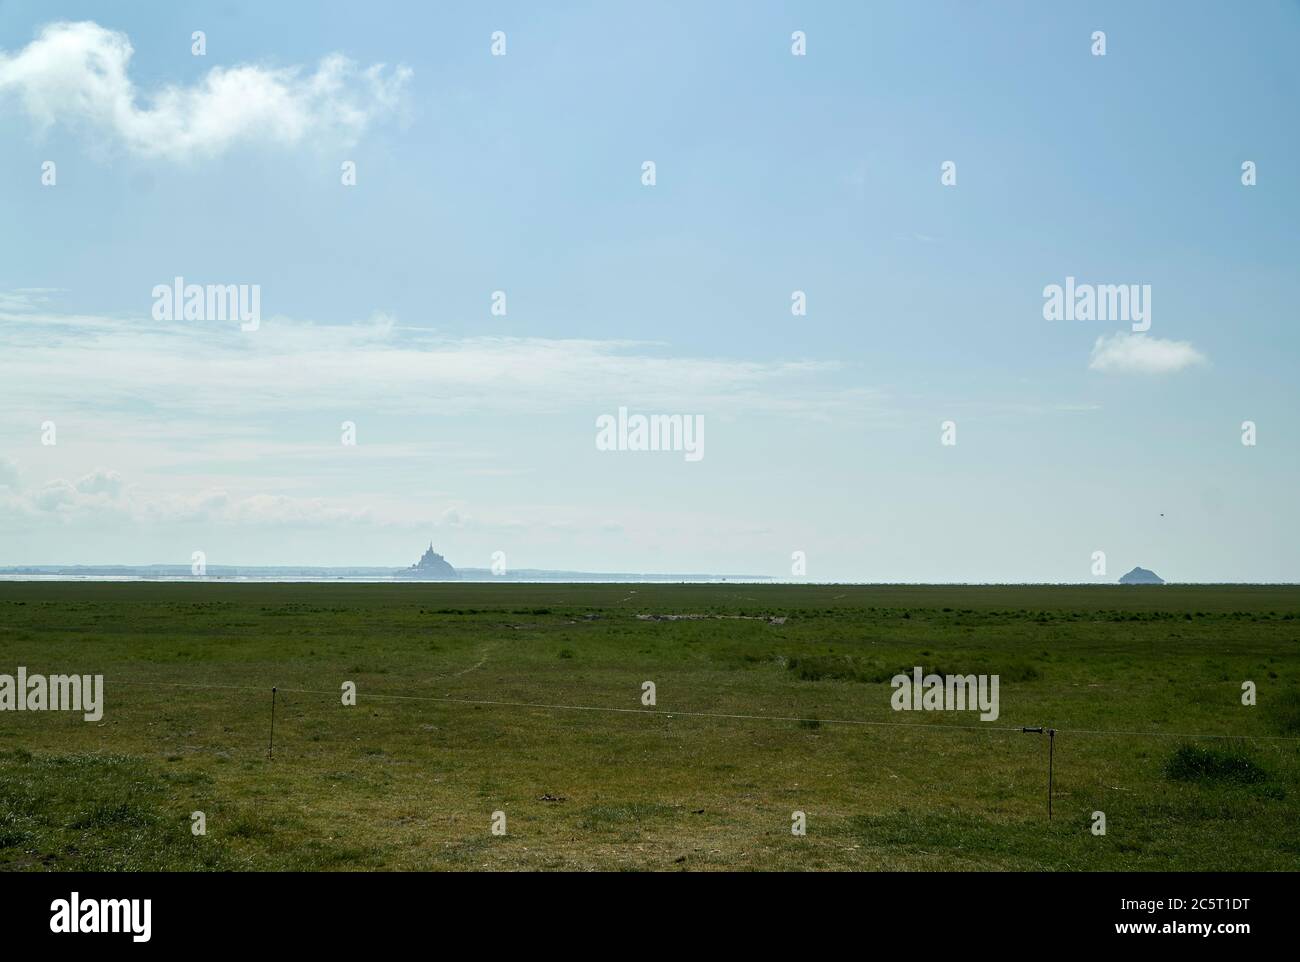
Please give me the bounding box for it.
[1,2,1297,583]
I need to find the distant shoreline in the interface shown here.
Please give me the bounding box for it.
[1,571,1296,586]
[0,566,772,584]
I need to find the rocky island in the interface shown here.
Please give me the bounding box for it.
[396,543,458,580]
[1119,566,1165,585]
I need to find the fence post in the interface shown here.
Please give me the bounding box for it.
[268,686,277,759]
[1047,728,1056,820]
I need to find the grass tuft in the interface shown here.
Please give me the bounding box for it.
[1164,744,1268,785]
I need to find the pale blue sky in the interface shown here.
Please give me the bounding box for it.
[1,1,1296,580]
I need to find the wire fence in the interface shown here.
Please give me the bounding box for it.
[111,677,1300,743]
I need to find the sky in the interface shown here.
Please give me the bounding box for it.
[0,1,1297,581]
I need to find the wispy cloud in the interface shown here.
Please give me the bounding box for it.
[0,466,382,527]
[0,289,61,312]
[0,21,410,160]
[1088,332,1208,375]
[0,303,871,421]
[0,297,881,539]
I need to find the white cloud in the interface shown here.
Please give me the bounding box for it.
[32,469,129,516]
[0,467,378,527]
[1088,332,1207,375]
[0,468,617,534]
[0,301,885,540]
[0,289,61,312]
[0,21,410,160]
[72,467,125,497]
[0,306,873,421]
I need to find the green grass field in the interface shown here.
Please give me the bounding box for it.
[1,582,1298,871]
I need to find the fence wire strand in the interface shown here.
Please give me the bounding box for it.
[109,678,1300,742]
